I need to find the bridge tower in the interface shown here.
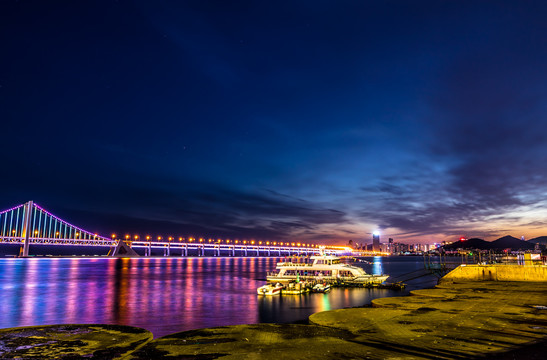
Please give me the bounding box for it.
[20,200,34,257]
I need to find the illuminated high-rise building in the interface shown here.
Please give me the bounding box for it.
[372,231,380,252]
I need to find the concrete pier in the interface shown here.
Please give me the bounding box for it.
[441,263,547,282]
[0,265,545,359]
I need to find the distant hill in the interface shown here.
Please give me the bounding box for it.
[442,238,490,250]
[528,236,547,246]
[491,235,535,250]
[442,235,538,251]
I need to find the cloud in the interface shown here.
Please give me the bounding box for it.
[50,179,349,241]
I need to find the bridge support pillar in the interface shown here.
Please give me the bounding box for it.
[148,242,152,256]
[21,201,33,257]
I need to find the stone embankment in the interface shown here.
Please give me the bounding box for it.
[1,265,546,359]
[442,263,547,282]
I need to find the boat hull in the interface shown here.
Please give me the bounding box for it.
[266,274,389,285]
[257,284,283,295]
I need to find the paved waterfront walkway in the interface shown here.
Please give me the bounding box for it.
[1,280,546,359]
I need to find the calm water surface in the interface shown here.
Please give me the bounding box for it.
[0,256,437,337]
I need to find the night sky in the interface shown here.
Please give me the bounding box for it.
[1,1,546,245]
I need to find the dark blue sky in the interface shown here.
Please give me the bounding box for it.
[1,0,546,245]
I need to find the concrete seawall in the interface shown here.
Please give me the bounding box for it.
[442,264,547,282]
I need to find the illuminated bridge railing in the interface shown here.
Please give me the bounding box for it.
[124,241,341,257]
[0,201,346,257]
[0,237,117,247]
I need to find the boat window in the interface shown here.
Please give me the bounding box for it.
[338,270,354,277]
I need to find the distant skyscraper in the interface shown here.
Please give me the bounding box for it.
[387,238,394,253]
[372,232,380,252]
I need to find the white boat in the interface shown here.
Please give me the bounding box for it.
[267,252,389,285]
[312,283,331,293]
[257,283,284,295]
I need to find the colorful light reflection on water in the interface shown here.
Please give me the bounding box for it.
[0,256,436,337]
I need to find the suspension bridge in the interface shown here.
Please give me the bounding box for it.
[0,201,343,257]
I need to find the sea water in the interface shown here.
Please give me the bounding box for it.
[0,256,437,337]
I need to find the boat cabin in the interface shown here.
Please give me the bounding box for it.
[311,255,341,266]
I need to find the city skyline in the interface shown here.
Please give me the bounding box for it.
[1,1,546,245]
